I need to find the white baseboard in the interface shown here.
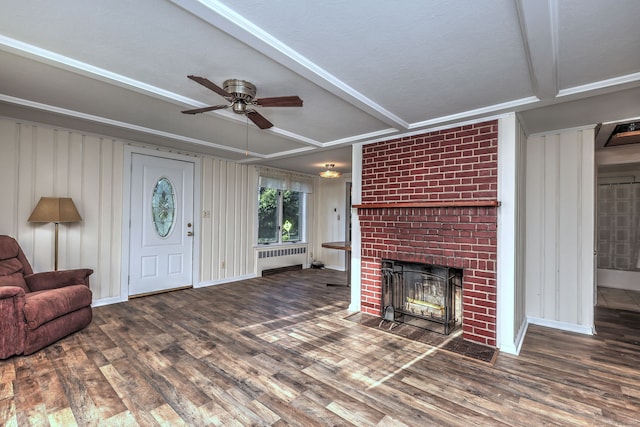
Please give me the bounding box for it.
[195,274,257,288]
[91,274,257,307]
[91,296,127,307]
[527,316,594,335]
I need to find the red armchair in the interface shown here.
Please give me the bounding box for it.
[0,235,93,359]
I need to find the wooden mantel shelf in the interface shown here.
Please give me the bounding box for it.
[353,200,500,209]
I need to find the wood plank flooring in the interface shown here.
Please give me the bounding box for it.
[2,268,640,426]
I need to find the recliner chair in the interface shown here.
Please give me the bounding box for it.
[0,235,93,359]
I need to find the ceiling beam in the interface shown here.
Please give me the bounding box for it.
[515,0,559,101]
[170,0,410,130]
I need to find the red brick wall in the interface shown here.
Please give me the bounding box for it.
[358,121,498,346]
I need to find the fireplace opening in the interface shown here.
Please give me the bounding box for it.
[381,259,462,335]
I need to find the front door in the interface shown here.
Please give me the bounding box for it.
[129,153,194,296]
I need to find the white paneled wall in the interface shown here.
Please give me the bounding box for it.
[199,157,257,283]
[0,117,124,300]
[314,176,349,270]
[525,126,595,334]
[0,117,266,301]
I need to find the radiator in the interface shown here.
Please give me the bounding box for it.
[255,245,308,275]
[257,246,307,259]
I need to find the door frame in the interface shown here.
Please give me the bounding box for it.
[121,145,201,301]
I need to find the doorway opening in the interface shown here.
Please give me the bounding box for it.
[595,119,640,315]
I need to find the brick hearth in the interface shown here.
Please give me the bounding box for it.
[357,121,499,346]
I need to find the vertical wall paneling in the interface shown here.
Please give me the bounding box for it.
[55,130,70,270]
[525,135,544,318]
[230,164,240,275]
[31,126,56,270]
[558,132,579,323]
[17,125,35,254]
[200,157,214,282]
[198,158,256,285]
[525,127,595,334]
[67,132,84,269]
[81,135,101,277]
[544,136,560,320]
[0,118,125,302]
[579,130,595,327]
[0,119,19,232]
[216,160,227,278]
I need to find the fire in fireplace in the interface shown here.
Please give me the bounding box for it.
[381,260,462,335]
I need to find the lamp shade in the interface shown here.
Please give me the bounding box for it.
[28,197,82,223]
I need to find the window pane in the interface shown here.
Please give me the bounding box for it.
[258,187,278,243]
[151,177,176,238]
[282,190,301,242]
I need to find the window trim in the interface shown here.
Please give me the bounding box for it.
[256,167,313,246]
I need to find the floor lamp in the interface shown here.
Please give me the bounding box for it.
[28,197,82,271]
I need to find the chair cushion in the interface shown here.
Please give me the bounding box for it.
[23,285,92,330]
[0,272,29,293]
[0,237,21,261]
[0,258,25,276]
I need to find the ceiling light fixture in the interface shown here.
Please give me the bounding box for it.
[319,163,341,179]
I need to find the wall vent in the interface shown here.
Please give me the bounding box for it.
[257,246,307,259]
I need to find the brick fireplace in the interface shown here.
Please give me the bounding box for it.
[357,121,499,346]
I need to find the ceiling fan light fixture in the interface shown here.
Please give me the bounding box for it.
[232,100,247,114]
[320,163,341,179]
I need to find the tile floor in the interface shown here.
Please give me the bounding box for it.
[597,286,640,312]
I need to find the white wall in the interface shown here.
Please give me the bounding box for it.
[314,175,350,270]
[199,157,256,283]
[0,117,271,303]
[0,117,124,300]
[525,126,595,334]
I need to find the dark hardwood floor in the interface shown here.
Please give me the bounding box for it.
[2,268,640,426]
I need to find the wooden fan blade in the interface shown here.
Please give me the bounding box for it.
[187,75,231,98]
[255,96,303,107]
[246,110,273,129]
[181,105,229,114]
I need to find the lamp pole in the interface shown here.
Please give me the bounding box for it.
[54,222,59,271]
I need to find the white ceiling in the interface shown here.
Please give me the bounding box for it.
[1,0,639,175]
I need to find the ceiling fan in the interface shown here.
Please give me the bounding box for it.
[181,75,303,129]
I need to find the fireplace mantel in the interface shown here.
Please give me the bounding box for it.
[354,200,500,209]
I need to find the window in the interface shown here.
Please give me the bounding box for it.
[258,188,303,244]
[151,177,176,238]
[257,167,312,245]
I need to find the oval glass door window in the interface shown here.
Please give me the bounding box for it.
[151,177,176,238]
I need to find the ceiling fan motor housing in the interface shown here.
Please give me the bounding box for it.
[223,79,256,101]
[224,79,256,114]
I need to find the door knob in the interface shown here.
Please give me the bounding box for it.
[187,231,194,237]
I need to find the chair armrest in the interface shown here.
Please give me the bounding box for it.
[0,286,25,359]
[0,286,25,299]
[25,269,93,292]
